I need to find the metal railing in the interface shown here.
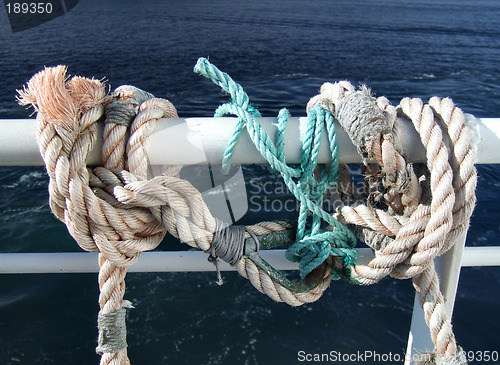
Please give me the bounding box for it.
[1,116,499,364]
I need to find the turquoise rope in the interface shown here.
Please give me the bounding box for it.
[194,57,358,279]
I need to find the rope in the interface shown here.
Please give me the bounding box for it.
[194,58,358,279]
[209,219,247,265]
[194,59,476,363]
[309,82,476,362]
[96,300,133,356]
[16,60,477,365]
[16,65,331,365]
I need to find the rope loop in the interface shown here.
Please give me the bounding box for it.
[195,57,358,279]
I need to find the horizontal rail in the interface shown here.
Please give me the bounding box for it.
[0,115,497,166]
[459,246,500,266]
[0,246,498,274]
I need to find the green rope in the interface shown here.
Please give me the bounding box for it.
[194,57,358,280]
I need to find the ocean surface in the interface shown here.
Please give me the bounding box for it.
[1,0,499,364]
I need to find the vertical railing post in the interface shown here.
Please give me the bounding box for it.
[405,232,468,364]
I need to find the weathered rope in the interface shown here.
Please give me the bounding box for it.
[309,82,477,362]
[194,59,476,363]
[16,59,476,365]
[17,65,332,365]
[194,58,358,280]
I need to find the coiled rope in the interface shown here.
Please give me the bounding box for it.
[17,58,476,365]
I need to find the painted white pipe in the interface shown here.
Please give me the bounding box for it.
[0,115,496,166]
[0,247,498,274]
[0,248,370,274]
[460,246,500,266]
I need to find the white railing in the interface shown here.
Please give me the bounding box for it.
[1,116,499,364]
[1,246,499,274]
[2,115,499,166]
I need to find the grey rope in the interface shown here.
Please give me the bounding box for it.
[243,226,260,255]
[95,300,133,355]
[334,88,391,160]
[207,219,261,284]
[209,219,245,265]
[105,85,155,126]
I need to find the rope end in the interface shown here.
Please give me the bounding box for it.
[208,253,224,285]
[17,65,106,128]
[193,57,210,76]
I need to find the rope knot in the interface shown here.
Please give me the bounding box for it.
[286,230,358,279]
[195,57,358,285]
[19,58,478,363]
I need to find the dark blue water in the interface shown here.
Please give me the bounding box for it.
[1,0,499,364]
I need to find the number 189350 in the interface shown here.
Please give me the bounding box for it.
[5,2,53,14]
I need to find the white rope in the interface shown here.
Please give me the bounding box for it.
[309,81,475,363]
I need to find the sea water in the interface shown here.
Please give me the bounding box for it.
[0,0,499,364]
